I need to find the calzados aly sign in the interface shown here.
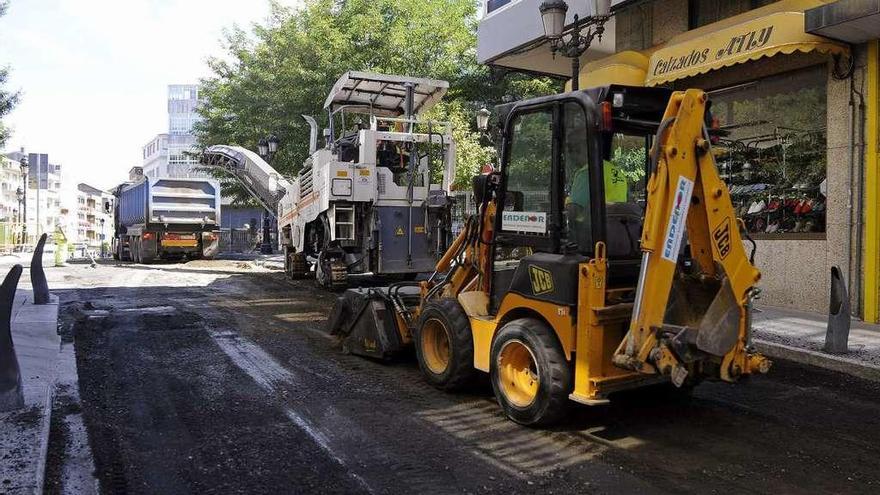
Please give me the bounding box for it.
[651,25,774,78]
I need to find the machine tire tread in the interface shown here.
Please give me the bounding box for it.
[490,318,571,427]
[415,298,476,391]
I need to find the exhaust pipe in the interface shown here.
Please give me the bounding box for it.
[301,115,319,154]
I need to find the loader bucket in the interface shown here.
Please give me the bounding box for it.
[328,287,417,360]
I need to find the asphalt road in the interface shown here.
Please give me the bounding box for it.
[49,259,880,494]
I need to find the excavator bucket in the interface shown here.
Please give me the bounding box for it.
[327,286,419,360]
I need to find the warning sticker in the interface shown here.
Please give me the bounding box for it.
[395,227,405,236]
[661,176,694,262]
[501,211,547,234]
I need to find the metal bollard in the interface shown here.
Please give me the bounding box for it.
[0,264,24,412]
[824,265,851,354]
[31,233,50,305]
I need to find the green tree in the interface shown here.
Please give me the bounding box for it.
[196,0,558,201]
[0,1,20,148]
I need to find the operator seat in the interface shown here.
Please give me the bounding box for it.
[605,201,644,286]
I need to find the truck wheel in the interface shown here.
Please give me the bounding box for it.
[490,318,571,427]
[415,298,476,391]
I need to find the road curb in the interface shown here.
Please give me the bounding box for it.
[36,367,57,494]
[754,339,880,383]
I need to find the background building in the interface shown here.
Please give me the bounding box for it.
[2,149,63,244]
[0,154,23,223]
[76,183,113,252]
[142,84,207,179]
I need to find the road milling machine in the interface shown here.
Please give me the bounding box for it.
[329,85,771,426]
[200,72,457,288]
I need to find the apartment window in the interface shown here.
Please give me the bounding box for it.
[486,0,512,14]
[615,2,652,51]
[688,0,775,29]
[712,66,827,238]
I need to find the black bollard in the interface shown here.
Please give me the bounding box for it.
[0,264,24,412]
[31,233,50,305]
[824,265,851,354]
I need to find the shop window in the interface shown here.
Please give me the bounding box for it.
[688,0,775,29]
[710,66,827,238]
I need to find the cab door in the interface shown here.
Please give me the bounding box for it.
[490,96,602,311]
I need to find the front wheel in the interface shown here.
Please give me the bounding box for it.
[414,298,476,391]
[490,318,571,427]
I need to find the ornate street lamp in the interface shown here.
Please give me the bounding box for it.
[539,0,612,91]
[267,134,280,154]
[256,135,280,254]
[476,108,491,131]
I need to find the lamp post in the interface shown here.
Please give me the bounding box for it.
[19,156,27,247]
[539,0,612,91]
[15,188,22,224]
[99,218,106,258]
[257,134,280,255]
[15,187,22,248]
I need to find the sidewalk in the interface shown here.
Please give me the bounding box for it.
[753,304,880,382]
[0,291,61,494]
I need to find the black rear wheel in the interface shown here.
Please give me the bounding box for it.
[490,318,571,427]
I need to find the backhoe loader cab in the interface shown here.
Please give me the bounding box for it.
[331,85,770,426]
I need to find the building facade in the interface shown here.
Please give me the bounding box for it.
[478,0,880,320]
[0,154,23,223]
[76,183,113,251]
[142,84,207,179]
[2,149,63,243]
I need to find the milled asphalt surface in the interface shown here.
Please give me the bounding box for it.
[44,259,880,494]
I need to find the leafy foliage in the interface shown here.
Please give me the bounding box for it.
[0,0,20,148]
[195,0,559,201]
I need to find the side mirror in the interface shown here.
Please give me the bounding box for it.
[472,172,500,204]
[472,174,488,204]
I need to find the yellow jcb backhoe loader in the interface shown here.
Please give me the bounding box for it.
[329,85,771,426]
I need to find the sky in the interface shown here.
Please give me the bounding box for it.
[0,0,300,191]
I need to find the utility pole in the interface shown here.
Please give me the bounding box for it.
[19,154,27,247]
[36,179,40,238]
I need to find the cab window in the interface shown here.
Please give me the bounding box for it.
[562,102,592,253]
[502,109,553,236]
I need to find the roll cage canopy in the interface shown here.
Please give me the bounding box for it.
[324,71,450,117]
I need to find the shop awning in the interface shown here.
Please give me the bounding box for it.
[645,10,848,87]
[564,51,649,91]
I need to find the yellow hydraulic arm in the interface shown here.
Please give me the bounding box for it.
[613,90,766,383]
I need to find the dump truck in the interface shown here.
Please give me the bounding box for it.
[200,72,456,288]
[110,177,222,263]
[329,85,771,426]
